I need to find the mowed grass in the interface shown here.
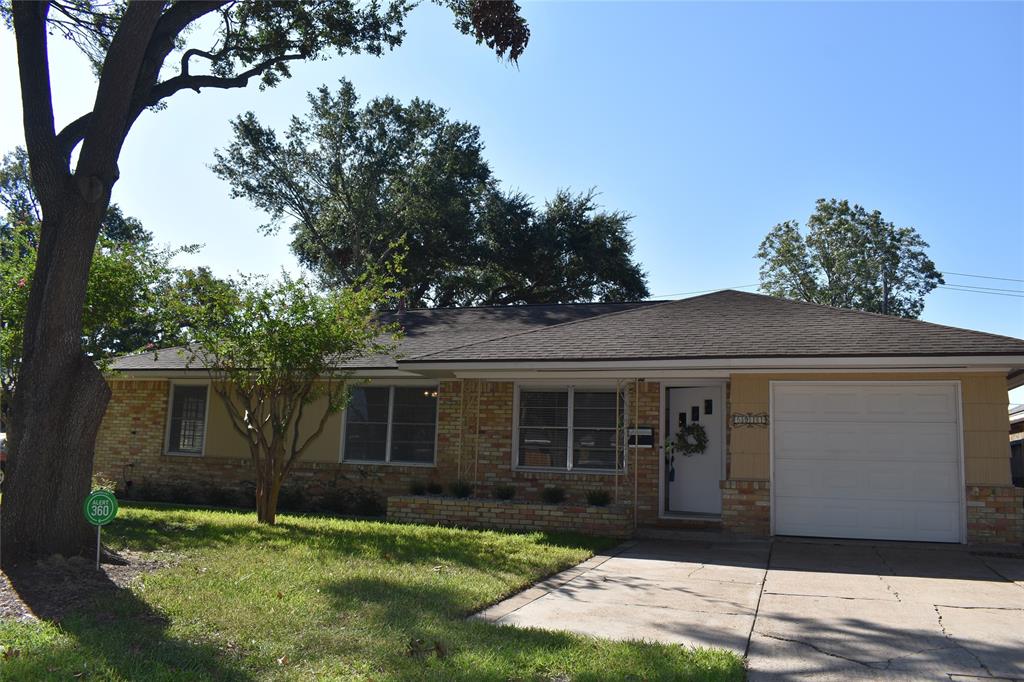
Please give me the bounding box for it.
[0,505,745,681]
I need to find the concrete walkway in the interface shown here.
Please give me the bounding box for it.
[474,538,1024,680]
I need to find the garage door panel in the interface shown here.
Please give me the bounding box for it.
[774,423,958,463]
[774,459,960,501]
[774,497,961,542]
[772,382,962,543]
[774,384,959,423]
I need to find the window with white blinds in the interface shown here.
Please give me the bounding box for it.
[516,386,625,471]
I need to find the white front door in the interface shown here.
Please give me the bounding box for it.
[772,382,963,543]
[666,386,724,514]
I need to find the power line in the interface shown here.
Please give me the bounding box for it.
[648,284,759,300]
[936,283,1024,294]
[939,285,1024,299]
[944,271,1024,284]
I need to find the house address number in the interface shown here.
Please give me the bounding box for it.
[732,413,769,427]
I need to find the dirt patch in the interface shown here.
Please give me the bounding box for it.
[0,550,175,622]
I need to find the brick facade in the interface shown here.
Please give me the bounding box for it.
[720,480,770,536]
[94,376,1023,546]
[967,485,1024,544]
[387,495,632,538]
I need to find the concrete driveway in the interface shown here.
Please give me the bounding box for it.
[475,538,1024,680]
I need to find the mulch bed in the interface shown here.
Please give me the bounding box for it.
[0,550,173,622]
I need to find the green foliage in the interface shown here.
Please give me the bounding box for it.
[409,480,428,495]
[0,506,744,680]
[0,147,198,395]
[0,224,190,394]
[586,489,612,507]
[212,80,649,307]
[493,484,516,501]
[449,480,473,498]
[541,486,567,504]
[756,198,944,318]
[172,269,401,523]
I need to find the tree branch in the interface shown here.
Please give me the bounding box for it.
[145,53,306,106]
[75,1,165,189]
[11,1,66,211]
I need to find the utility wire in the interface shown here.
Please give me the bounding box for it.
[939,285,1024,299]
[936,283,1024,294]
[943,271,1024,284]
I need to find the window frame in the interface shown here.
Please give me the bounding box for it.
[513,383,627,474]
[164,381,211,457]
[340,384,440,467]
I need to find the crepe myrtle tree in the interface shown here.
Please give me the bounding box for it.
[178,272,400,525]
[1,0,527,562]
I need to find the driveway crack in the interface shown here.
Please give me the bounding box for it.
[933,604,992,676]
[743,540,772,659]
[873,547,903,602]
[754,631,877,669]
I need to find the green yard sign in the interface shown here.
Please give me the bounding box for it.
[84,490,118,570]
[84,490,118,526]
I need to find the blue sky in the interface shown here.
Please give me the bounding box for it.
[0,2,1021,365]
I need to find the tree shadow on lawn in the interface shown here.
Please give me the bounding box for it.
[112,506,611,577]
[2,562,251,681]
[318,575,739,682]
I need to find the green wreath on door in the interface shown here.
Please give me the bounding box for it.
[665,422,709,457]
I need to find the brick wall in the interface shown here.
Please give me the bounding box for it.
[967,485,1024,544]
[720,480,770,536]
[94,378,664,526]
[387,495,633,538]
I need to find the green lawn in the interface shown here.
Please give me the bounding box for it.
[0,506,745,681]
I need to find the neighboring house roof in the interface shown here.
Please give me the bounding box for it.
[404,290,1024,364]
[108,290,1024,373]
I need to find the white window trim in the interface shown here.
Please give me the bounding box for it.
[164,380,211,457]
[340,384,439,467]
[512,383,627,474]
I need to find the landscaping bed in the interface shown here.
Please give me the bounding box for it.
[388,494,634,538]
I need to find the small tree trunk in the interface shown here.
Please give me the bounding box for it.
[3,204,109,565]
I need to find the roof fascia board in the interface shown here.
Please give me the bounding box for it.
[397,355,1024,373]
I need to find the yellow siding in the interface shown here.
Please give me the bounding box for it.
[727,372,1011,485]
[201,384,341,463]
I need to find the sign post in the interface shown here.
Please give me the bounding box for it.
[83,490,118,570]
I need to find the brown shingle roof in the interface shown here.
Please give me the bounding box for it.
[108,301,657,371]
[404,290,1024,363]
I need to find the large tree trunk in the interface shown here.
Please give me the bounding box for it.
[2,202,109,565]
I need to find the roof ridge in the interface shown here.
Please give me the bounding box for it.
[405,293,723,361]
[732,289,1024,344]
[395,300,659,314]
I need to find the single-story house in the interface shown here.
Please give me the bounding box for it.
[97,290,1024,544]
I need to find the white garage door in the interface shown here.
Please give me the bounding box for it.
[772,382,963,543]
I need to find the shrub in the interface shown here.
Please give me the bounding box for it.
[205,486,237,508]
[349,487,385,517]
[426,481,443,495]
[586,490,612,507]
[493,484,516,501]
[409,480,427,495]
[449,480,473,498]
[318,489,351,515]
[541,486,566,504]
[277,486,305,512]
[91,475,117,493]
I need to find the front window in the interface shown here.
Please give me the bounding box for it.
[343,386,438,465]
[517,386,625,471]
[167,384,208,455]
